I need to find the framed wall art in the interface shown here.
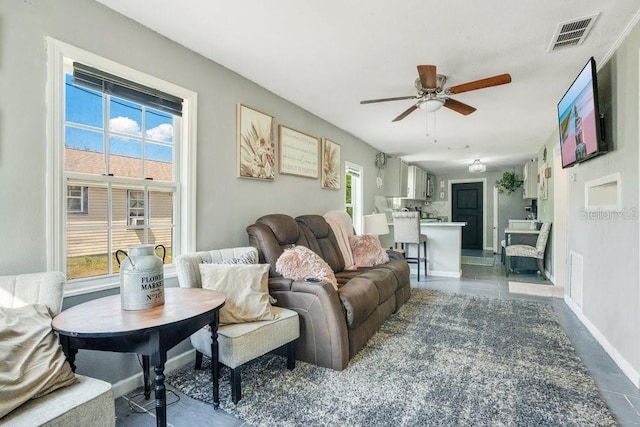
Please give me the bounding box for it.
[321,138,341,189]
[237,104,275,181]
[278,125,319,178]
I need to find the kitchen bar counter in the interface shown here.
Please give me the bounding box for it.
[381,221,466,278]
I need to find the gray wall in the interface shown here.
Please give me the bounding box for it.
[0,0,383,384]
[562,21,640,381]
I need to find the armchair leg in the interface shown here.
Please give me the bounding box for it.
[537,258,547,280]
[231,367,241,404]
[505,256,510,277]
[194,350,203,370]
[286,340,296,370]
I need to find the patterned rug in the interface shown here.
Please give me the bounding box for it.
[166,290,615,426]
[461,255,495,266]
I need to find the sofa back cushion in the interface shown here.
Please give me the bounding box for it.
[247,214,307,277]
[296,215,345,273]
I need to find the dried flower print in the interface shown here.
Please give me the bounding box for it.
[322,139,340,189]
[237,105,275,180]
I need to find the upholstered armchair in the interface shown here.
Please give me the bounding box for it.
[0,272,115,426]
[505,222,552,279]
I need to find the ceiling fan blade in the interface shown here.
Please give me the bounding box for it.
[392,105,418,122]
[447,73,512,94]
[417,65,438,90]
[360,95,417,104]
[443,98,476,115]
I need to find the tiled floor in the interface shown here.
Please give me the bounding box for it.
[114,251,640,426]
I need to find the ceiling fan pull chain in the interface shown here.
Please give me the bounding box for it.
[425,111,430,137]
[433,113,438,143]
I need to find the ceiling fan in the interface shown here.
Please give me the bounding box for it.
[360,65,512,122]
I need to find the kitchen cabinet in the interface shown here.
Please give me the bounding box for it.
[384,157,408,197]
[522,160,538,199]
[407,165,428,200]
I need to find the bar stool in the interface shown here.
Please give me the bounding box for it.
[392,212,428,280]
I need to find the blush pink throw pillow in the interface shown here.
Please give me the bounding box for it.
[275,246,338,290]
[348,234,390,267]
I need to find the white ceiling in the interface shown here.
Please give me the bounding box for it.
[96,0,640,175]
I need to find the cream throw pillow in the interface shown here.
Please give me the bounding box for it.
[0,304,78,418]
[198,263,276,325]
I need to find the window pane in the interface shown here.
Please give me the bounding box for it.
[112,229,146,273]
[109,136,142,178]
[149,191,173,225]
[148,228,173,265]
[65,74,103,128]
[109,97,142,137]
[66,230,108,279]
[66,185,106,227]
[145,108,173,143]
[65,128,105,174]
[145,143,173,181]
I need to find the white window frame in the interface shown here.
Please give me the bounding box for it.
[46,38,198,296]
[345,161,364,234]
[127,190,146,226]
[67,185,88,214]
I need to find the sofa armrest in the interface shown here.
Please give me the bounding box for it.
[268,277,349,370]
[386,249,404,260]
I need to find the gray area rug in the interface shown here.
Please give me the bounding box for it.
[461,255,495,266]
[166,290,615,426]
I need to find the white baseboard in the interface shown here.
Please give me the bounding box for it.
[564,296,640,388]
[426,269,462,278]
[111,349,196,398]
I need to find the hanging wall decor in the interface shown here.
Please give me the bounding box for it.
[237,104,275,181]
[278,125,319,178]
[321,138,341,189]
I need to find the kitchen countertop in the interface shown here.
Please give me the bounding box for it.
[420,221,466,227]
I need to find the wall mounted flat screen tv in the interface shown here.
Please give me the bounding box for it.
[557,57,607,168]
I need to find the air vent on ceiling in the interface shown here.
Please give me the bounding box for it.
[548,13,599,52]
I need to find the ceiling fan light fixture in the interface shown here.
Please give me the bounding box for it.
[417,98,445,112]
[469,159,486,173]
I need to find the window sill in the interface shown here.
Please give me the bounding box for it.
[63,265,177,297]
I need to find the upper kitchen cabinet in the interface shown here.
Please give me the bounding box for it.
[522,160,538,199]
[384,157,408,197]
[407,165,428,200]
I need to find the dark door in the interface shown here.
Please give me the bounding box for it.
[452,182,483,250]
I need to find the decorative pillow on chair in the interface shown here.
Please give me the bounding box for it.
[199,263,276,325]
[218,251,258,265]
[348,234,390,267]
[0,304,78,418]
[275,246,338,290]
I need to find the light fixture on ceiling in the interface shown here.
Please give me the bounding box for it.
[417,97,445,112]
[469,159,486,173]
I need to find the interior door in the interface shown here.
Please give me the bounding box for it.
[452,182,483,250]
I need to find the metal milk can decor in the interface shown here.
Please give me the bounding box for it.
[115,244,166,310]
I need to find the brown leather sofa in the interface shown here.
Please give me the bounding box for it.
[246,213,411,370]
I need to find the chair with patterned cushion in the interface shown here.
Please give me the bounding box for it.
[392,212,427,280]
[175,247,300,405]
[505,222,552,279]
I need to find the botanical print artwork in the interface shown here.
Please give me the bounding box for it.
[322,138,340,189]
[237,104,275,181]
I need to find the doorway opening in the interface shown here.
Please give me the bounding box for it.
[449,178,487,250]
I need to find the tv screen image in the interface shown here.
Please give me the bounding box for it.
[557,57,602,168]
